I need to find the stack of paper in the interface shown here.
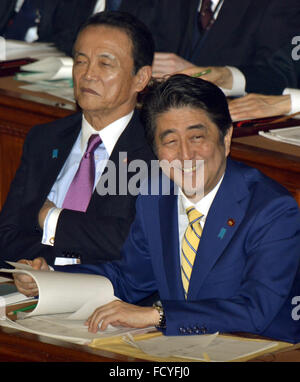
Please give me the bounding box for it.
[259,126,300,146]
[16,56,73,82]
[20,80,75,102]
[3,40,64,61]
[123,332,280,362]
[0,262,153,344]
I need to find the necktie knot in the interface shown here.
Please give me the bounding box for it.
[86,134,102,153]
[186,207,203,225]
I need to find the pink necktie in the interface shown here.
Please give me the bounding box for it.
[199,0,214,30]
[62,134,101,212]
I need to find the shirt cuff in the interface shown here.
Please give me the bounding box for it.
[283,88,300,114]
[41,207,62,246]
[220,66,246,97]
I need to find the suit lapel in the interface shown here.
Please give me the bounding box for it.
[192,0,252,60]
[158,181,185,300]
[40,113,82,201]
[188,160,249,299]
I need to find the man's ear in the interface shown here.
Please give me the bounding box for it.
[134,65,152,92]
[224,125,233,157]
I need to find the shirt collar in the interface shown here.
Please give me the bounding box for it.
[198,0,224,16]
[179,174,224,220]
[81,111,134,155]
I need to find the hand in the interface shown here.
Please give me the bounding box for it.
[38,199,56,229]
[180,65,233,90]
[152,52,194,78]
[13,257,50,297]
[85,300,160,333]
[228,94,291,121]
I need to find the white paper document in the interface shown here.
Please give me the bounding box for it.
[124,333,279,362]
[3,40,65,61]
[0,262,150,344]
[259,125,300,146]
[16,56,73,82]
[20,80,75,102]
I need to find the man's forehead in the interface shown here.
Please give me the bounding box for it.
[74,25,133,59]
[76,24,131,45]
[156,107,215,130]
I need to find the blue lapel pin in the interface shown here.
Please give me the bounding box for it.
[52,149,58,159]
[218,227,227,240]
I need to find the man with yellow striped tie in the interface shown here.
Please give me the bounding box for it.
[15,75,300,343]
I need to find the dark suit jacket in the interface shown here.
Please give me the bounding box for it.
[0,111,155,267]
[0,0,62,42]
[244,41,300,94]
[41,0,147,57]
[64,159,300,343]
[137,0,300,95]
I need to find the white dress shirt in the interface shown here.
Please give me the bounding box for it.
[42,111,134,247]
[177,175,224,259]
[283,88,300,114]
[93,0,106,13]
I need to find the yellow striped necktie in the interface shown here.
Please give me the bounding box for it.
[181,206,203,299]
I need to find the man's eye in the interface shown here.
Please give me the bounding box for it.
[100,60,111,66]
[75,58,86,65]
[164,140,176,146]
[192,135,204,141]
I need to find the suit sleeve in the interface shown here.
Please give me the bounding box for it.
[161,196,300,339]
[240,44,298,95]
[53,207,136,262]
[0,128,54,266]
[238,0,300,94]
[57,194,158,303]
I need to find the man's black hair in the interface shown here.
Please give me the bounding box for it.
[140,74,232,148]
[75,11,155,73]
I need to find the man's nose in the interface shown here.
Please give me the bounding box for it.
[83,63,99,81]
[179,141,193,161]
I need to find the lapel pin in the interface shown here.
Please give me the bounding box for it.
[218,227,227,239]
[227,218,235,227]
[123,157,128,163]
[52,149,58,159]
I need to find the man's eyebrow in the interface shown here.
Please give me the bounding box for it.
[74,51,87,58]
[187,124,207,132]
[73,52,116,60]
[96,52,116,60]
[159,129,175,141]
[159,124,207,141]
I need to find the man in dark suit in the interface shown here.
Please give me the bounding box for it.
[151,0,300,96]
[0,0,64,42]
[228,42,300,120]
[14,75,300,343]
[0,0,129,52]
[0,11,155,267]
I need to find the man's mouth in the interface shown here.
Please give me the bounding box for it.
[182,165,198,173]
[81,87,100,96]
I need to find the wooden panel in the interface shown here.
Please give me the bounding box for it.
[0,326,143,362]
[0,77,76,208]
[230,137,300,207]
